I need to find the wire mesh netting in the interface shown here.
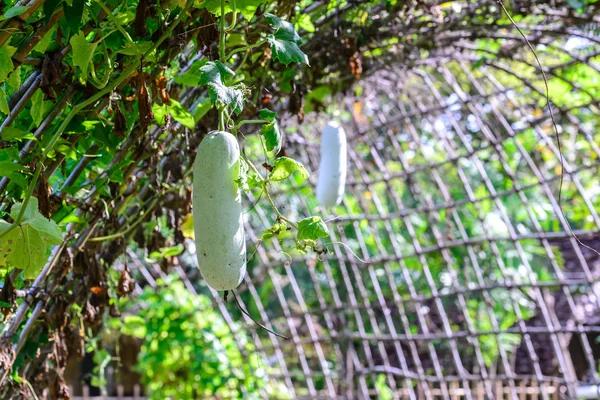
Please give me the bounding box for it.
[1,0,600,399]
[216,58,600,399]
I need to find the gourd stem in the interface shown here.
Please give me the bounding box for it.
[233,119,267,131]
[88,198,159,242]
[218,109,225,131]
[225,39,267,61]
[219,0,226,60]
[264,186,297,229]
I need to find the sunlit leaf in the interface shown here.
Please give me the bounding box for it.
[0,198,63,279]
[265,13,309,65]
[0,44,16,82]
[259,109,281,152]
[70,32,98,81]
[268,157,308,181]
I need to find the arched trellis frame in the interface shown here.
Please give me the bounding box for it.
[0,0,599,399]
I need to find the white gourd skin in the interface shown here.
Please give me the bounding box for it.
[316,122,347,207]
[193,131,246,291]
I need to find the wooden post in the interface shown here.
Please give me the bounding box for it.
[82,385,89,400]
[552,381,559,400]
[531,379,538,400]
[519,381,526,400]
[475,381,484,400]
[450,381,459,400]
[495,380,503,400]
[134,384,141,400]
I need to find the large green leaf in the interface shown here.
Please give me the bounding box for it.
[43,0,62,23]
[167,99,195,129]
[297,216,329,242]
[296,216,330,252]
[265,13,309,65]
[268,157,308,181]
[199,61,245,114]
[63,0,85,35]
[0,198,63,279]
[70,32,98,82]
[0,161,24,176]
[0,127,35,141]
[153,100,196,129]
[30,89,53,128]
[0,44,16,82]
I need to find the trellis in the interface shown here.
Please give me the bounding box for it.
[219,61,600,398]
[1,0,600,399]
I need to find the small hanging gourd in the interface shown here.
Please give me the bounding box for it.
[316,121,347,208]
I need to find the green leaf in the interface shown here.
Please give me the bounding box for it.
[5,172,27,189]
[296,216,329,253]
[33,25,58,54]
[181,214,194,239]
[146,244,185,262]
[7,66,21,90]
[268,157,308,181]
[261,220,290,241]
[0,198,63,279]
[199,61,245,114]
[30,89,53,128]
[0,161,24,176]
[236,165,262,193]
[0,88,9,115]
[265,13,309,65]
[174,58,207,86]
[121,315,147,338]
[471,56,488,70]
[0,44,17,83]
[0,301,12,308]
[194,0,266,20]
[295,14,315,33]
[153,100,196,129]
[152,103,169,125]
[167,99,195,129]
[193,97,212,122]
[297,216,329,242]
[4,6,29,19]
[117,41,153,56]
[296,215,330,253]
[1,127,35,141]
[43,0,62,23]
[63,0,85,35]
[70,32,98,82]
[57,213,86,226]
[258,108,276,121]
[259,109,281,152]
